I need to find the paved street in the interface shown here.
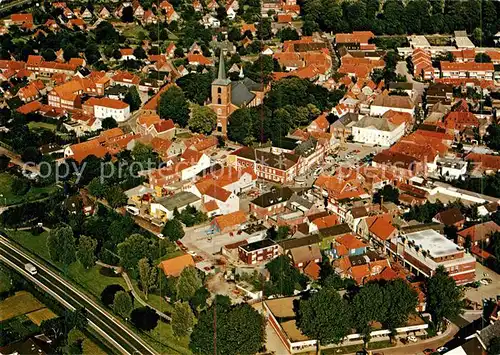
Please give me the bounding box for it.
[0,235,159,355]
[396,61,427,104]
[0,146,40,173]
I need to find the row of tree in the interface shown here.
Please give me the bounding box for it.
[297,266,462,345]
[302,0,498,45]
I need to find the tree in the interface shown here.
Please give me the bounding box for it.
[190,298,265,355]
[76,235,97,269]
[121,6,134,22]
[227,107,257,145]
[87,177,107,198]
[113,291,133,319]
[297,287,352,345]
[124,86,141,111]
[189,287,209,313]
[21,146,42,164]
[444,225,458,243]
[158,86,190,127]
[63,44,78,62]
[131,142,157,164]
[117,234,153,271]
[138,258,158,300]
[176,266,202,301]
[131,307,159,331]
[84,43,101,65]
[171,301,195,337]
[265,255,307,296]
[133,46,147,59]
[188,104,217,134]
[101,117,118,129]
[41,49,57,61]
[162,219,185,241]
[105,186,127,208]
[278,27,299,42]
[101,284,125,307]
[47,225,76,265]
[177,72,212,105]
[373,185,399,204]
[11,177,30,195]
[427,266,463,331]
[484,123,500,151]
[475,53,491,63]
[383,279,418,331]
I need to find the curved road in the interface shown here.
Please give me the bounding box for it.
[0,235,158,355]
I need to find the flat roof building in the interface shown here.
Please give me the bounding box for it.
[387,229,475,285]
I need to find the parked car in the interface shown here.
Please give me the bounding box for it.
[423,349,436,355]
[408,335,418,343]
[437,346,448,353]
[187,251,197,257]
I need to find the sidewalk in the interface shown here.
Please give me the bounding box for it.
[345,322,459,355]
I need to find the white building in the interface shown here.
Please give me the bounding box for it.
[84,97,130,122]
[437,158,468,180]
[352,116,405,147]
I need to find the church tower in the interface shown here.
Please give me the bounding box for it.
[210,50,233,134]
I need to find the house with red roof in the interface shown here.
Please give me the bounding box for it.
[332,234,367,258]
[335,31,375,49]
[63,128,138,162]
[307,112,329,132]
[18,80,45,102]
[119,48,136,61]
[210,211,247,233]
[466,153,500,175]
[136,114,175,140]
[192,179,239,216]
[457,221,500,248]
[8,13,33,27]
[82,97,130,122]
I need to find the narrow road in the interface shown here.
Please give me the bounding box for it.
[0,235,158,355]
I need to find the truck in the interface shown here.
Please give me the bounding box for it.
[25,263,37,275]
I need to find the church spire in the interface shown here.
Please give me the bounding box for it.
[218,49,226,80]
[213,49,231,86]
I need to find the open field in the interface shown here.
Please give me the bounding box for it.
[26,307,57,325]
[27,121,57,131]
[0,173,58,206]
[0,291,44,321]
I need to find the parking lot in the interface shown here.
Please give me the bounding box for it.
[464,263,500,304]
[180,225,249,258]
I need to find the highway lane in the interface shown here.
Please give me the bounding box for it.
[0,235,158,355]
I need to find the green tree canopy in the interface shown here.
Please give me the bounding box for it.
[158,86,190,127]
[297,287,352,344]
[265,255,307,296]
[47,225,76,265]
[162,219,185,241]
[113,291,133,319]
[188,104,217,135]
[427,266,464,331]
[76,235,97,269]
[176,266,202,301]
[117,234,154,271]
[171,301,195,338]
[190,297,265,355]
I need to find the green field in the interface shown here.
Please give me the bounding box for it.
[0,173,58,206]
[0,291,44,321]
[28,121,57,132]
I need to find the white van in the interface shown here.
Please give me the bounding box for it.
[125,205,140,216]
[25,263,37,275]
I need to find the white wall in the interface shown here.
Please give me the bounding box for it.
[352,123,405,147]
[94,105,130,122]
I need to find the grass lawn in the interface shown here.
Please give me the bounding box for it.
[28,121,57,131]
[26,308,57,326]
[5,230,127,299]
[0,173,58,206]
[122,26,148,40]
[0,291,44,321]
[140,320,191,355]
[4,229,52,260]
